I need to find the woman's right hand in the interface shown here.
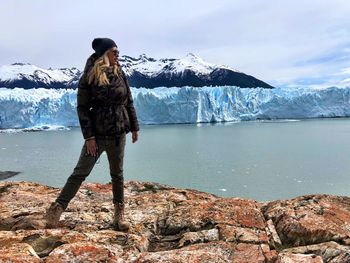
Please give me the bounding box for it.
[86,138,98,157]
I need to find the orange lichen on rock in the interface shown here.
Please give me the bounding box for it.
[1,181,350,262]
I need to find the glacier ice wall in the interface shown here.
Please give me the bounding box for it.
[1,86,350,129]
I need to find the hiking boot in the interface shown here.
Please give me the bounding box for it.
[45,202,64,228]
[113,202,130,231]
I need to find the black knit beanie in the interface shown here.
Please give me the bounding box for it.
[92,38,117,57]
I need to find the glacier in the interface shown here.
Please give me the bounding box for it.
[1,86,350,130]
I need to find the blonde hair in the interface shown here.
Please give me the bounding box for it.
[87,48,122,86]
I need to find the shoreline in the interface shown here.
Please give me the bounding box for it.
[1,116,350,133]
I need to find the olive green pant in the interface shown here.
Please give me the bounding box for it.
[56,133,126,209]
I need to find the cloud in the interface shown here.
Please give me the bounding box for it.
[0,0,350,87]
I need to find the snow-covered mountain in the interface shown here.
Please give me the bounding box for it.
[0,54,273,89]
[0,63,80,89]
[120,53,273,88]
[1,86,349,130]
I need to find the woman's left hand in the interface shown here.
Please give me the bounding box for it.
[132,131,138,143]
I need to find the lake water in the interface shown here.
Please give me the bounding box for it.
[1,118,350,201]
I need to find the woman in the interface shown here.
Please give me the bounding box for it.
[45,38,139,231]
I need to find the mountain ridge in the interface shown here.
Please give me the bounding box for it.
[0,53,274,89]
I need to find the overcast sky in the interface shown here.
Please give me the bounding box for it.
[1,0,350,87]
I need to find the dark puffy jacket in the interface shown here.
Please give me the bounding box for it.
[77,54,139,139]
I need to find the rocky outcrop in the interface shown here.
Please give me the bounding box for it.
[0,171,20,180]
[1,181,350,262]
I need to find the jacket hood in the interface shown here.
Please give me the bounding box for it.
[83,53,99,74]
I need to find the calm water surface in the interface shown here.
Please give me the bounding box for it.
[1,118,350,201]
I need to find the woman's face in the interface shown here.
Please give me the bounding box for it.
[107,47,119,66]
